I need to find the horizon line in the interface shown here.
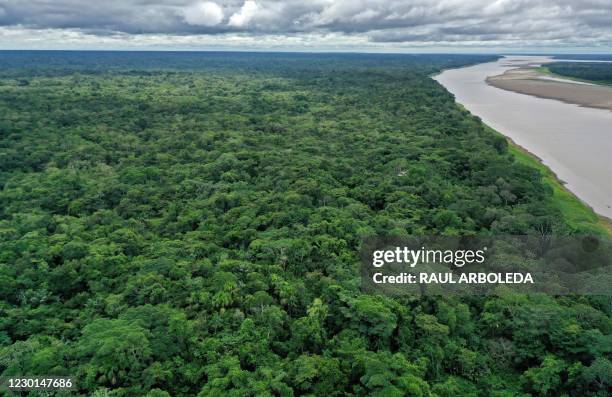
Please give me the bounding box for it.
[1,49,611,56]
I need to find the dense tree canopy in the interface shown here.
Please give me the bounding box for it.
[547,62,612,85]
[0,52,609,396]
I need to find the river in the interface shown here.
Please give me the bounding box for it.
[434,56,612,219]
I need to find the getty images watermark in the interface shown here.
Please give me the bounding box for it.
[360,235,612,296]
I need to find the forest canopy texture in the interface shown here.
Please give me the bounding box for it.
[0,52,610,396]
[547,62,612,85]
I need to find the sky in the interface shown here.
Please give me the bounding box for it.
[0,0,611,53]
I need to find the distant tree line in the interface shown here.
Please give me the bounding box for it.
[548,62,612,84]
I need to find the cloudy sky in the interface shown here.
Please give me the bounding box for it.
[0,0,611,52]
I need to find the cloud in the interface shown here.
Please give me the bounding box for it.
[0,1,610,50]
[228,1,259,27]
[182,1,224,27]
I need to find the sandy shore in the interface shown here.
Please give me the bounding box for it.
[486,68,612,111]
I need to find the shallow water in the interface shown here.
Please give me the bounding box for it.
[434,56,612,219]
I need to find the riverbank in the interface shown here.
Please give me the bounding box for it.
[449,103,611,234]
[436,56,612,220]
[486,124,612,234]
[486,67,612,111]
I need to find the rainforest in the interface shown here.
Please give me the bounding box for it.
[0,51,610,396]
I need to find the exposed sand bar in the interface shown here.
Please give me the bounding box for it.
[487,67,612,111]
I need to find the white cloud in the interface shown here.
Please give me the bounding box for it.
[0,1,611,51]
[182,1,224,26]
[1,25,610,53]
[228,1,259,27]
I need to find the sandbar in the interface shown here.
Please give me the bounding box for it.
[486,67,612,111]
